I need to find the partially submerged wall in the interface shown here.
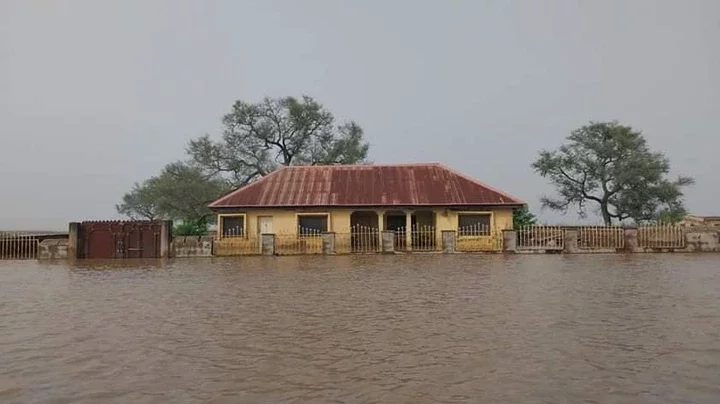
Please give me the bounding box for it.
[172,236,213,257]
[685,232,720,252]
[38,239,69,260]
[32,227,720,258]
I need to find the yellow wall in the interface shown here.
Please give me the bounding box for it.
[218,208,353,237]
[215,207,514,255]
[435,208,514,232]
[217,207,514,237]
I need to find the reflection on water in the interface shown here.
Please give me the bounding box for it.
[1,254,719,403]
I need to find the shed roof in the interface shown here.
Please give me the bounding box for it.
[208,163,524,209]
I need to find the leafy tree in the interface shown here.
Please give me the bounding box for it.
[532,121,694,225]
[187,95,370,187]
[117,162,230,228]
[116,181,162,220]
[513,205,537,228]
[118,95,371,225]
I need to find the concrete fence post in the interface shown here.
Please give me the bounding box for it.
[68,222,80,259]
[442,230,456,253]
[261,234,275,256]
[381,231,395,253]
[160,220,172,258]
[563,229,579,253]
[502,230,517,253]
[624,228,640,253]
[322,232,336,255]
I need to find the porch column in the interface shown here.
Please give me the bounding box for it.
[405,210,413,251]
[376,210,385,249]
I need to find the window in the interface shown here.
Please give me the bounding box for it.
[458,213,491,236]
[221,215,245,237]
[298,214,328,236]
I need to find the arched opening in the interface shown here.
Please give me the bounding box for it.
[350,211,380,252]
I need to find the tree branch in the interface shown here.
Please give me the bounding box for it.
[557,167,602,204]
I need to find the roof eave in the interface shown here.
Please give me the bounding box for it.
[209,202,526,211]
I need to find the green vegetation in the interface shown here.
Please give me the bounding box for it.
[188,95,370,188]
[173,220,209,237]
[117,95,371,228]
[513,205,538,228]
[533,121,693,225]
[116,162,229,229]
[118,107,695,230]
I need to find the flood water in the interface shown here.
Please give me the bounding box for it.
[1,254,719,404]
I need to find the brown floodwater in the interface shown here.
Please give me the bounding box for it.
[1,254,719,404]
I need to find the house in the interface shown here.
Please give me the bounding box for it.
[207,163,524,253]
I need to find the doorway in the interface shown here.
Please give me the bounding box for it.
[257,216,273,234]
[385,214,407,231]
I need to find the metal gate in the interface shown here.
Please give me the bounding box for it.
[79,220,163,259]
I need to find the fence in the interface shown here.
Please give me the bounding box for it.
[577,226,625,250]
[638,224,686,249]
[274,227,323,255]
[514,225,689,252]
[0,232,40,260]
[394,227,407,251]
[516,226,564,250]
[411,225,439,251]
[214,235,260,256]
[392,225,440,251]
[456,225,503,252]
[336,225,381,254]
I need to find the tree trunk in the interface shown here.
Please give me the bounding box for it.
[600,203,612,226]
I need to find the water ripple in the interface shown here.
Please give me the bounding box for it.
[1,255,719,403]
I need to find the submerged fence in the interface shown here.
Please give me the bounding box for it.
[214,235,260,256]
[0,232,40,260]
[577,226,626,250]
[516,226,564,250]
[392,225,441,251]
[336,225,381,254]
[513,225,689,252]
[637,224,686,249]
[275,227,323,255]
[183,224,697,257]
[456,225,503,252]
[411,225,439,251]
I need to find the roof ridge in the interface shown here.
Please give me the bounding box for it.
[283,162,443,169]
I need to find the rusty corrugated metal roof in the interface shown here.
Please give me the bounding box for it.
[208,163,524,209]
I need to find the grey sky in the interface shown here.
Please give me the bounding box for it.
[1,0,718,230]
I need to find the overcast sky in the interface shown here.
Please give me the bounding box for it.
[1,0,718,230]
